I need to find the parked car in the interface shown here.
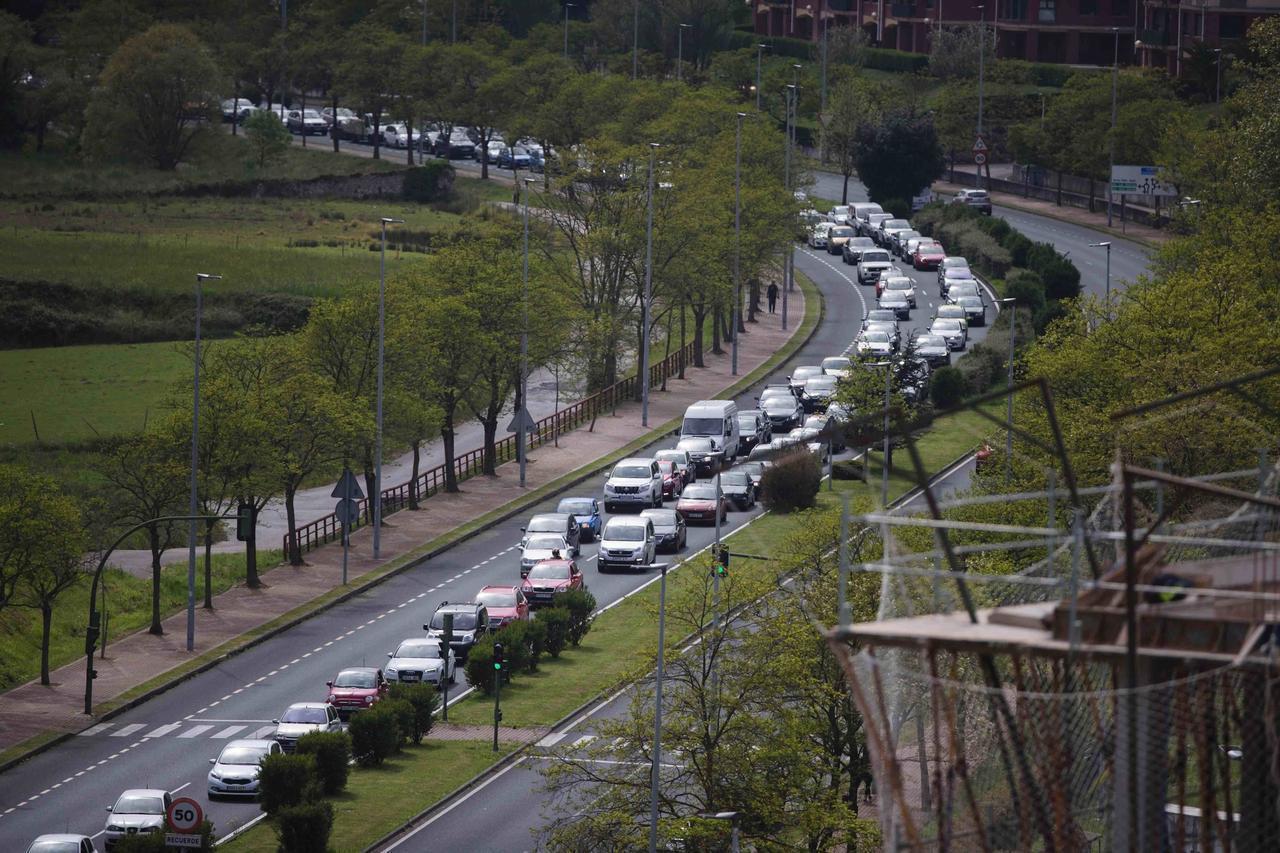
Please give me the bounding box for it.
[322,107,365,140]
[735,409,772,454]
[519,533,572,577]
[841,236,877,265]
[475,585,530,629]
[675,437,722,478]
[26,835,97,853]
[717,471,756,510]
[951,188,992,215]
[654,448,697,485]
[380,123,420,148]
[287,109,329,136]
[826,225,856,255]
[521,558,585,605]
[221,98,255,123]
[856,249,894,285]
[385,637,455,685]
[425,601,489,659]
[325,667,389,719]
[556,497,602,543]
[757,390,803,433]
[656,459,685,499]
[522,512,581,556]
[497,146,534,170]
[913,241,946,270]
[603,457,664,512]
[103,789,171,850]
[207,739,281,799]
[675,482,728,525]
[435,130,476,159]
[641,507,686,553]
[808,221,833,249]
[272,703,341,752]
[480,138,506,164]
[598,516,657,572]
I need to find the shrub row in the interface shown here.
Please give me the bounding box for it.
[465,589,597,695]
[761,450,822,512]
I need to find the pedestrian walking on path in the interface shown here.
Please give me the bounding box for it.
[767,282,779,313]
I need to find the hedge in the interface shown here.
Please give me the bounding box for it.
[761,451,822,512]
[728,30,813,60]
[296,730,351,795]
[536,606,571,657]
[388,682,439,744]
[348,704,400,765]
[257,753,321,815]
[559,588,597,647]
[862,47,930,74]
[275,801,334,853]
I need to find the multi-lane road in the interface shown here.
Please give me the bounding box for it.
[0,159,1152,849]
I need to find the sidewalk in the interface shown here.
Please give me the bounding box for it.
[0,290,804,754]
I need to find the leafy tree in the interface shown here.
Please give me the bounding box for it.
[335,23,405,160]
[83,23,223,169]
[0,12,36,149]
[820,78,878,204]
[928,22,996,80]
[429,43,509,179]
[853,110,945,207]
[243,109,290,168]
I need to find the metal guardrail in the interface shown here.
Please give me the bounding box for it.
[946,167,1168,229]
[284,341,700,557]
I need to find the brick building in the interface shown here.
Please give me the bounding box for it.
[750,0,1279,70]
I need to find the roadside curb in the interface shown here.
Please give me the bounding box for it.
[0,275,822,780]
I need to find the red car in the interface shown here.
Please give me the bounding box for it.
[325,667,389,719]
[521,558,585,607]
[913,241,946,270]
[475,585,530,630]
[657,459,685,499]
[675,483,728,525]
[974,442,994,470]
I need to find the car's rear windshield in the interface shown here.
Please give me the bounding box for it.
[394,641,442,659]
[219,745,269,765]
[887,279,912,290]
[643,509,678,525]
[830,226,854,236]
[917,335,946,347]
[557,499,594,516]
[476,590,517,607]
[281,706,328,723]
[334,670,376,688]
[604,523,646,541]
[113,795,165,815]
[527,517,561,532]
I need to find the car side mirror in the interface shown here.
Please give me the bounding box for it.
[106,807,113,812]
[325,681,333,687]
[209,758,217,764]
[386,652,393,657]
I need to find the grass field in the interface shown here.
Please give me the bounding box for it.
[0,341,190,445]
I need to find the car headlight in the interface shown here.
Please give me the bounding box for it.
[385,669,398,680]
[365,695,375,704]
[108,825,123,832]
[603,484,615,494]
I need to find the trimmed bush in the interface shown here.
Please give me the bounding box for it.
[257,753,320,815]
[523,616,547,672]
[832,457,866,481]
[1004,269,1047,316]
[862,47,930,73]
[536,607,571,657]
[296,730,351,795]
[275,800,334,853]
[348,704,400,765]
[955,341,1007,394]
[760,450,822,512]
[388,682,439,744]
[381,697,415,750]
[930,366,968,409]
[494,620,531,677]
[559,588,597,647]
[113,823,215,852]
[1038,255,1082,300]
[402,160,455,203]
[465,636,498,694]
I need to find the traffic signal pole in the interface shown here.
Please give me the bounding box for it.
[440,613,453,721]
[492,642,504,751]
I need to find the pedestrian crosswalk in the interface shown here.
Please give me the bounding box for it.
[78,722,278,742]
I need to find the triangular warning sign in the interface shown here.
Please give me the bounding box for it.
[506,407,537,434]
[973,135,988,152]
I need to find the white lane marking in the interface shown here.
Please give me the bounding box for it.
[232,688,244,694]
[571,735,596,748]
[61,777,72,784]
[178,725,214,738]
[172,782,190,794]
[142,723,182,739]
[537,732,567,748]
[290,658,301,664]
[211,725,247,739]
[110,723,146,738]
[249,725,277,739]
[79,723,114,736]
[220,694,233,701]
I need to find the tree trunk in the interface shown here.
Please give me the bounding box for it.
[300,93,307,148]
[245,505,260,589]
[442,419,459,492]
[480,129,490,180]
[679,301,687,379]
[148,525,163,635]
[331,94,340,152]
[842,171,850,203]
[203,520,214,609]
[286,483,302,566]
[949,150,956,183]
[482,417,499,474]
[1056,169,1063,206]
[691,307,707,367]
[409,441,421,509]
[406,113,414,166]
[748,277,759,323]
[711,305,724,355]
[40,603,52,685]
[363,461,377,525]
[372,107,382,160]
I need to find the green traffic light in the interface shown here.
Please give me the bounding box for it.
[494,662,502,670]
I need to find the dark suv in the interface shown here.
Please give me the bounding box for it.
[425,602,489,661]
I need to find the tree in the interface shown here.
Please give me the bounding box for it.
[820,79,877,204]
[14,490,88,685]
[430,44,508,180]
[0,466,85,643]
[335,23,405,161]
[0,12,35,149]
[97,431,188,634]
[853,110,945,208]
[83,23,223,169]
[928,23,996,80]
[243,109,290,168]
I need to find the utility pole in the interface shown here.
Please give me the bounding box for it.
[633,0,639,79]
[641,143,659,427]
[782,83,795,331]
[820,20,829,113]
[519,178,534,487]
[648,564,670,853]
[977,5,986,191]
[422,0,427,45]
[755,44,766,110]
[374,217,403,560]
[1108,27,1119,227]
[187,273,221,652]
[1090,241,1112,309]
[1001,297,1017,486]
[732,112,745,376]
[451,0,457,42]
[492,642,503,751]
[563,3,574,58]
[677,23,691,82]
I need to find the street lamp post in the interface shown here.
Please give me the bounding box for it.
[563,3,574,58]
[703,812,741,852]
[374,217,404,560]
[641,143,659,428]
[187,273,221,652]
[820,18,829,113]
[422,0,428,45]
[1000,297,1017,486]
[677,23,692,82]
[633,0,639,79]
[1215,48,1223,103]
[755,43,767,110]
[782,82,797,331]
[732,112,745,376]
[648,562,670,853]
[1090,241,1112,307]
[519,178,536,487]
[976,5,986,190]
[1108,27,1119,227]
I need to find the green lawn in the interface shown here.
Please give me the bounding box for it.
[0,341,190,445]
[221,739,514,853]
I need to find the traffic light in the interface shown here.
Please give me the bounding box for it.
[236,502,253,541]
[712,544,729,577]
[493,642,504,672]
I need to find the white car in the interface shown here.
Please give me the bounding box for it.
[221,98,255,123]
[271,702,341,752]
[207,739,282,798]
[482,138,506,163]
[881,276,917,308]
[855,330,894,358]
[25,835,97,853]
[103,789,170,850]
[863,212,892,238]
[821,356,852,377]
[520,533,572,576]
[828,204,851,224]
[603,457,664,512]
[385,638,455,685]
[809,221,833,249]
[286,108,328,135]
[381,123,420,148]
[598,516,657,572]
[856,249,894,285]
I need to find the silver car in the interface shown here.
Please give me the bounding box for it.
[27,835,98,853]
[882,276,917,308]
[207,739,282,798]
[386,637,455,685]
[930,318,968,351]
[520,533,571,576]
[955,294,987,326]
[103,789,170,850]
[272,702,341,752]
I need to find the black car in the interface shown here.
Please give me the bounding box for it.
[735,410,772,455]
[424,602,489,661]
[676,437,721,477]
[800,375,838,413]
[641,508,686,553]
[737,460,772,492]
[758,392,802,432]
[841,237,877,266]
[717,471,755,510]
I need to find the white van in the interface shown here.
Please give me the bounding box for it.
[852,202,884,236]
[681,400,740,465]
[598,516,656,572]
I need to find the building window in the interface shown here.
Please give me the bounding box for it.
[1038,0,1055,23]
[1219,15,1245,38]
[1112,0,1131,17]
[1000,0,1027,20]
[1079,0,1097,14]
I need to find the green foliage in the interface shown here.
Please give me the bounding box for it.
[955,340,1006,395]
[727,31,813,61]
[535,606,571,657]
[523,615,547,672]
[1004,269,1047,315]
[493,620,532,676]
[402,161,456,203]
[348,705,401,766]
[243,109,290,169]
[295,730,351,795]
[928,24,996,80]
[465,635,497,694]
[257,753,320,815]
[558,587,597,646]
[930,366,968,408]
[990,57,1080,88]
[274,800,334,853]
[862,47,930,74]
[388,682,439,744]
[854,111,945,205]
[760,450,822,512]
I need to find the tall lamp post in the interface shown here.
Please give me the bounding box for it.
[374,217,404,560]
[633,0,639,79]
[648,562,671,853]
[519,178,536,487]
[1107,26,1119,227]
[422,0,428,44]
[677,23,692,82]
[976,5,986,190]
[867,361,894,507]
[1214,48,1223,103]
[1000,296,1017,486]
[187,273,221,652]
[563,3,575,58]
[1090,241,1112,307]
[732,112,746,376]
[755,43,767,110]
[641,142,659,428]
[782,82,797,331]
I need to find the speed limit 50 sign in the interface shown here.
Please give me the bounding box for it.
[166,796,204,833]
